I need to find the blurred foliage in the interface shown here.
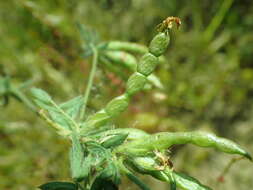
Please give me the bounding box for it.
[0,0,253,190]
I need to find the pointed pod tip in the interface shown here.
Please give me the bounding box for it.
[243,152,252,161]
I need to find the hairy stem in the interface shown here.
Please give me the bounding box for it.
[80,45,98,120]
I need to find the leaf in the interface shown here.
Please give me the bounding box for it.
[49,96,83,130]
[101,133,128,149]
[173,172,212,190]
[30,88,52,105]
[100,162,121,185]
[31,88,79,131]
[70,133,88,181]
[38,181,77,190]
[90,178,118,190]
[86,141,111,165]
[48,110,72,130]
[30,88,58,112]
[60,96,83,119]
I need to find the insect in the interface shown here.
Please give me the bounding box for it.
[157,16,181,33]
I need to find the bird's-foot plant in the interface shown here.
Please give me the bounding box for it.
[31,17,252,190]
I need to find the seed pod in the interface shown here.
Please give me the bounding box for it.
[137,53,159,76]
[105,94,130,117]
[117,132,252,160]
[85,109,110,129]
[129,157,159,174]
[106,41,148,54]
[126,72,147,96]
[102,128,150,141]
[149,33,170,57]
[104,50,137,71]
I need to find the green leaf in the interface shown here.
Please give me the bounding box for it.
[70,133,88,181]
[30,88,57,112]
[60,96,83,119]
[90,178,118,190]
[49,96,83,129]
[100,162,121,185]
[48,110,72,130]
[173,172,212,190]
[31,88,79,131]
[38,181,77,190]
[101,133,128,149]
[48,96,83,130]
[30,88,52,105]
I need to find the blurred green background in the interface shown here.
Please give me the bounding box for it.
[0,0,253,189]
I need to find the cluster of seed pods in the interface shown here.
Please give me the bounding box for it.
[81,32,170,134]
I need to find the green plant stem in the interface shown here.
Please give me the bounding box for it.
[10,88,37,113]
[80,45,98,120]
[203,0,234,42]
[216,157,244,185]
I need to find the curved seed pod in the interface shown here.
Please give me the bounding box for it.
[104,50,137,71]
[149,33,170,57]
[106,41,148,54]
[105,94,130,117]
[127,156,159,174]
[137,53,159,76]
[102,128,150,141]
[84,31,171,130]
[117,132,252,160]
[126,72,147,96]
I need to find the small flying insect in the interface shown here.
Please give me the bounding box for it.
[157,16,181,34]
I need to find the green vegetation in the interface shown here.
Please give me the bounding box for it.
[1,1,253,190]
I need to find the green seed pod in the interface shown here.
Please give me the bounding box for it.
[129,157,159,174]
[101,133,128,148]
[104,50,137,71]
[126,72,147,96]
[102,128,150,141]
[85,109,110,129]
[149,33,170,57]
[117,132,252,160]
[137,53,159,76]
[105,94,129,117]
[106,41,148,54]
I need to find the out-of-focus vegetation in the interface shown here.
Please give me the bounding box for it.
[0,0,252,190]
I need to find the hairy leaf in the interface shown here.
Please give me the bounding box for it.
[60,96,83,119]
[101,133,128,149]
